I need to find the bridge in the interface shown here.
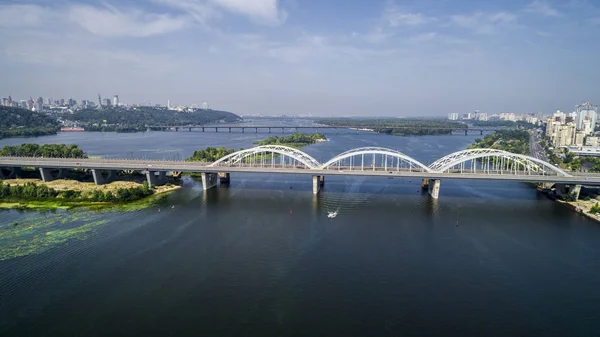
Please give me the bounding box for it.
[145,125,498,136]
[1,146,597,199]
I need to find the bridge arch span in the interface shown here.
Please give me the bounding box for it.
[429,148,571,176]
[320,147,431,172]
[208,145,321,169]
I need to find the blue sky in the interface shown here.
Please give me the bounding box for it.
[0,0,598,116]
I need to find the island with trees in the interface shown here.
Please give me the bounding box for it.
[0,143,181,209]
[314,118,467,136]
[0,106,60,139]
[467,130,530,154]
[186,132,326,166]
[186,147,240,162]
[254,132,326,148]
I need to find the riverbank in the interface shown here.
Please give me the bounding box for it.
[0,178,181,210]
[536,186,600,223]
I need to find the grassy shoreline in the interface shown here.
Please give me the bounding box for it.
[0,178,181,210]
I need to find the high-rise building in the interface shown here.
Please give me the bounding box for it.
[554,122,577,147]
[201,102,209,110]
[104,98,112,107]
[574,131,586,146]
[98,94,103,109]
[576,102,598,130]
[448,113,459,120]
[167,100,171,109]
[582,119,594,135]
[113,95,119,107]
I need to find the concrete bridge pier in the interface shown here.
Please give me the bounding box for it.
[202,127,205,132]
[480,130,483,135]
[201,172,218,190]
[428,179,441,199]
[268,128,271,133]
[39,168,65,182]
[464,130,468,136]
[0,167,21,179]
[421,178,429,189]
[218,172,230,184]
[146,171,166,187]
[312,175,325,194]
[91,169,117,185]
[571,185,582,200]
[556,183,582,200]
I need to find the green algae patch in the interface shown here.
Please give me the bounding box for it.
[0,200,95,210]
[0,210,109,261]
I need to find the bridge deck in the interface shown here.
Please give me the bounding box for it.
[2,157,600,185]
[145,125,497,131]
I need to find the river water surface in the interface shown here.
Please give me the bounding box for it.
[1,124,599,336]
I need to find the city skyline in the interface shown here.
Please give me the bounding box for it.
[1,0,599,116]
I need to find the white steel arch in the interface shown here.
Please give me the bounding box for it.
[319,147,431,172]
[429,148,571,176]
[208,145,321,169]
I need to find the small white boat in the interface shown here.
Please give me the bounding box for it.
[327,211,338,219]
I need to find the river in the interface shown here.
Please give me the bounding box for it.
[1,123,599,336]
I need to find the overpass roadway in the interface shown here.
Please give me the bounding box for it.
[2,157,600,199]
[145,125,498,135]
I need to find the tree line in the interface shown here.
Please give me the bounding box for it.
[0,106,60,139]
[0,144,86,158]
[0,180,153,203]
[69,107,241,128]
[84,125,147,133]
[472,120,534,129]
[315,118,467,136]
[468,130,530,155]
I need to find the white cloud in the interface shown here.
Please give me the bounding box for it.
[68,4,189,37]
[451,11,517,34]
[154,0,220,24]
[525,1,560,17]
[156,0,287,26]
[210,0,287,26]
[0,4,50,28]
[383,2,432,27]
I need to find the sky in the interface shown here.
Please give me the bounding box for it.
[0,0,599,116]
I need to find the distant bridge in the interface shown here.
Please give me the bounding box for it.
[145,125,499,135]
[0,146,595,199]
